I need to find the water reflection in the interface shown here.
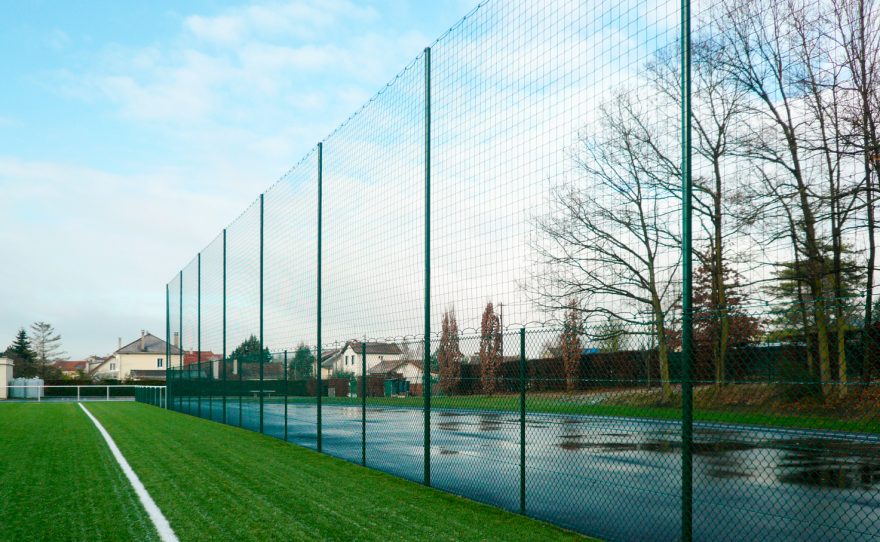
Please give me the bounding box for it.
[554,428,880,489]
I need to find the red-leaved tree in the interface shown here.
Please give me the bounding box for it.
[438,308,463,395]
[480,302,502,395]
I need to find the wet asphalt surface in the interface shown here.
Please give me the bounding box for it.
[175,398,880,541]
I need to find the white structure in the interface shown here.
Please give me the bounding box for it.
[367,359,430,385]
[321,341,402,377]
[0,357,13,400]
[91,331,180,381]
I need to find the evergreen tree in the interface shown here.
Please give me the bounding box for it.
[6,328,38,378]
[289,343,315,379]
[229,335,272,377]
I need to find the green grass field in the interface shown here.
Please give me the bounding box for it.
[0,402,590,541]
[0,404,160,541]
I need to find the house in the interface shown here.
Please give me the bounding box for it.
[90,331,180,381]
[52,360,88,378]
[321,341,402,377]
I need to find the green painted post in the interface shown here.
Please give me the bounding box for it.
[317,141,323,452]
[361,341,366,466]
[284,350,289,441]
[423,45,432,488]
[165,284,170,409]
[259,193,265,434]
[520,327,526,515]
[222,228,227,425]
[198,252,202,419]
[179,270,183,412]
[680,0,694,539]
[238,356,243,428]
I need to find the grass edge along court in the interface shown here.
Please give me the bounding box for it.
[0,402,592,542]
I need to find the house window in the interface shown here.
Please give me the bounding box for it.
[110,363,116,371]
[157,358,164,368]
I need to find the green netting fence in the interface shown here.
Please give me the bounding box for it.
[151,0,880,540]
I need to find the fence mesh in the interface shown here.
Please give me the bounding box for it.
[153,0,880,540]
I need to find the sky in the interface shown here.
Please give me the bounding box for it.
[0,0,479,358]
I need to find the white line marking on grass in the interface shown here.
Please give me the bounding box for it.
[79,403,179,542]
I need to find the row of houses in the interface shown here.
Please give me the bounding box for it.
[55,331,434,386]
[54,331,182,381]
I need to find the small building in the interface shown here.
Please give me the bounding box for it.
[91,331,180,381]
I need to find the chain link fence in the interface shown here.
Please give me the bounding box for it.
[153,0,880,540]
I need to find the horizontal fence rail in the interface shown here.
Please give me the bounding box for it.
[8,385,165,405]
[158,0,880,540]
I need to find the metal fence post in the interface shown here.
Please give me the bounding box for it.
[259,192,265,434]
[680,0,694,539]
[423,45,432,488]
[165,284,170,408]
[77,385,80,402]
[223,228,227,424]
[362,341,366,466]
[198,252,202,419]
[520,327,526,515]
[284,350,289,441]
[317,141,323,453]
[179,270,183,412]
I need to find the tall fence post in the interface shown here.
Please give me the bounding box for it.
[179,270,183,412]
[361,341,367,466]
[422,45,432,488]
[520,327,526,515]
[259,192,265,434]
[317,141,323,453]
[222,228,227,424]
[165,283,170,409]
[680,0,694,539]
[284,350,289,441]
[198,252,202,419]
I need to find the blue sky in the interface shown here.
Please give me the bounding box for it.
[0,0,477,358]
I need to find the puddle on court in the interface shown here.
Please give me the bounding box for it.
[438,421,463,431]
[553,429,880,489]
[479,414,504,431]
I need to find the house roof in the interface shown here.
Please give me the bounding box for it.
[116,332,181,355]
[183,351,222,366]
[367,359,432,375]
[367,359,405,374]
[53,360,87,372]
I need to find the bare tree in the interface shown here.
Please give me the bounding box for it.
[533,89,680,401]
[29,322,66,379]
[479,302,502,395]
[832,0,880,383]
[714,0,840,395]
[647,39,755,388]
